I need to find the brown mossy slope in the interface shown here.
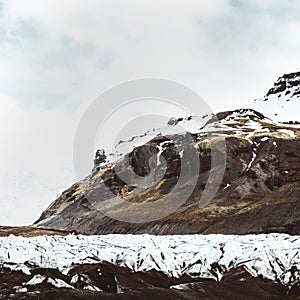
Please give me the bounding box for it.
[33,110,300,235]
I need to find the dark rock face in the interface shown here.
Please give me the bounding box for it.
[0,263,298,300]
[34,110,300,235]
[93,149,107,171]
[267,71,300,97]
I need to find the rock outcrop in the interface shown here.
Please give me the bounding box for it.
[252,70,300,122]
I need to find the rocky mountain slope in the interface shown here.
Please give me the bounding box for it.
[33,107,300,235]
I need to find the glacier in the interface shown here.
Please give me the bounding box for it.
[0,233,299,287]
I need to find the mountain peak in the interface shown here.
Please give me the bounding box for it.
[251,71,300,123]
[266,71,300,98]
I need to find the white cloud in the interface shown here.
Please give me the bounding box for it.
[1,0,300,224]
[1,0,299,112]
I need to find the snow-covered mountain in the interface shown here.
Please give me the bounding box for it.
[34,108,300,235]
[105,71,300,165]
[106,108,296,165]
[251,71,300,123]
[105,113,213,164]
[1,71,300,299]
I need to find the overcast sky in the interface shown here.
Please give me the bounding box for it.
[1,0,300,225]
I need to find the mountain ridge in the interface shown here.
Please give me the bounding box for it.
[33,107,300,235]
